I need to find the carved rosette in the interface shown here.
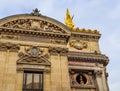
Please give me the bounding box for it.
[0,42,20,52]
[69,40,87,50]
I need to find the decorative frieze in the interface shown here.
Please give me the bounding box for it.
[0,27,69,45]
[1,18,66,34]
[0,42,20,52]
[48,47,68,55]
[0,34,19,40]
[71,33,100,41]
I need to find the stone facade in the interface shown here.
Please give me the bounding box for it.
[0,11,109,91]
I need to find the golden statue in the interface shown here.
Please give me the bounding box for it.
[64,9,74,30]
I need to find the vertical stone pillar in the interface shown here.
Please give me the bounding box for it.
[0,51,7,91]
[101,68,109,91]
[94,70,104,91]
[4,51,18,91]
[60,55,71,91]
[15,71,23,91]
[49,47,71,91]
[0,43,20,91]
[50,54,62,91]
[44,72,51,91]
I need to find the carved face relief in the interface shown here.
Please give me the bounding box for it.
[69,40,87,50]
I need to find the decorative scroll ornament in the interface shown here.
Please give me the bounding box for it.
[69,40,87,50]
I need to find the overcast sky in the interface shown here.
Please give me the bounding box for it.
[0,0,120,91]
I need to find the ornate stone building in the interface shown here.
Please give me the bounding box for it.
[0,9,109,91]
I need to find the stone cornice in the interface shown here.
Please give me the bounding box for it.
[71,32,101,41]
[0,27,70,44]
[68,51,109,66]
[0,27,70,38]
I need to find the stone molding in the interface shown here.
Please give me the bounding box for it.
[0,27,70,45]
[17,46,51,72]
[68,51,109,66]
[71,33,100,41]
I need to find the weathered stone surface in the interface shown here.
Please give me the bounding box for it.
[0,12,109,91]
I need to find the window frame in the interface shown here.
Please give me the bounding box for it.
[22,71,44,91]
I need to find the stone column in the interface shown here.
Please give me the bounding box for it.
[101,68,109,91]
[50,54,62,91]
[0,51,7,91]
[15,71,23,91]
[49,47,71,91]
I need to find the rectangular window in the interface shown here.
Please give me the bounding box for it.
[23,71,43,91]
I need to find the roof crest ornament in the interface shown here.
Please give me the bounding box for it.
[64,9,100,34]
[31,8,41,16]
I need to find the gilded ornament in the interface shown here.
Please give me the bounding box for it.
[64,9,100,34]
[64,9,74,30]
